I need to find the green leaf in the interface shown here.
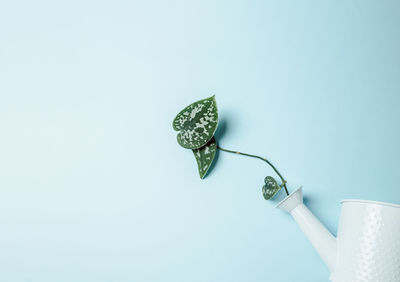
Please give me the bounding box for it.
[192,137,217,179]
[173,95,218,149]
[262,176,282,200]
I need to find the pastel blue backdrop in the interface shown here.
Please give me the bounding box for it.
[1,1,399,281]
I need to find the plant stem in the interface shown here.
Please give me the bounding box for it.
[217,146,289,196]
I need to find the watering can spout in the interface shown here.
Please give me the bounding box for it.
[276,187,337,272]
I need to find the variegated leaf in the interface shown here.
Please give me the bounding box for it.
[262,176,282,200]
[192,137,217,179]
[173,95,218,149]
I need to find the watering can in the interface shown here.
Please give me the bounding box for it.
[276,187,400,282]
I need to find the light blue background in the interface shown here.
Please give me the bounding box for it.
[1,1,400,281]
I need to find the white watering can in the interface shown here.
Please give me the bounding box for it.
[276,187,400,282]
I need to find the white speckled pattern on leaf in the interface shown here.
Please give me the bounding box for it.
[192,137,217,179]
[173,95,218,149]
[262,176,281,200]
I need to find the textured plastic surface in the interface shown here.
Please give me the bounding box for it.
[331,201,400,282]
[277,189,400,282]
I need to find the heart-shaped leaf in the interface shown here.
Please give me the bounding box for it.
[173,95,218,149]
[262,176,281,200]
[193,137,217,179]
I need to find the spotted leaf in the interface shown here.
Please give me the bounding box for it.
[173,95,218,149]
[262,176,281,200]
[193,137,217,179]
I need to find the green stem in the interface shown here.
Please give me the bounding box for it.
[217,146,289,196]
